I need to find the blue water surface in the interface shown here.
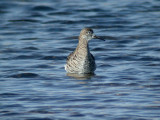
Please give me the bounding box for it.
[0,0,160,120]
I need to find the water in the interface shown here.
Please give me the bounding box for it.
[0,0,160,120]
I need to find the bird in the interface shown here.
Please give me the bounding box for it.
[65,28,105,74]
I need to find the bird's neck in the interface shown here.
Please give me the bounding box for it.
[76,38,90,56]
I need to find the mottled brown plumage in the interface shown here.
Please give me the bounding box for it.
[65,28,105,74]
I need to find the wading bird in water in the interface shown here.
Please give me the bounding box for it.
[65,28,105,74]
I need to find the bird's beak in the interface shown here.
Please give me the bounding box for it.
[92,34,105,41]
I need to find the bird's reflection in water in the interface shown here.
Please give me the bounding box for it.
[66,73,95,80]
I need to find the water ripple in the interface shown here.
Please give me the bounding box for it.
[0,0,160,120]
[10,73,39,78]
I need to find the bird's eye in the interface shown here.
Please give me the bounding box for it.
[88,31,91,34]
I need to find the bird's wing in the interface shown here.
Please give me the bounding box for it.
[67,51,75,61]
